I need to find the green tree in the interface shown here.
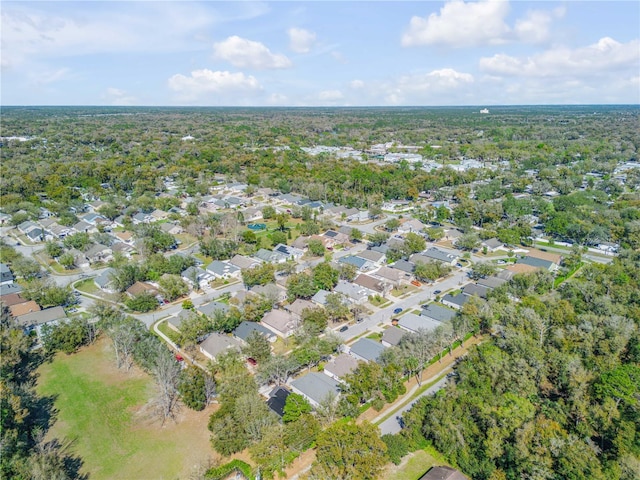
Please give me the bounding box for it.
[242,263,275,288]
[456,232,481,251]
[368,232,389,246]
[385,218,400,232]
[58,252,75,269]
[243,331,272,363]
[404,232,426,255]
[312,421,387,480]
[282,393,312,423]
[350,228,363,242]
[262,205,276,219]
[287,272,318,300]
[313,262,339,291]
[45,241,63,258]
[157,274,189,301]
[301,307,328,336]
[125,292,158,312]
[178,365,209,411]
[307,239,325,256]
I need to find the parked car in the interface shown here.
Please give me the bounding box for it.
[411,280,422,287]
[339,325,349,332]
[393,307,403,314]
[434,289,442,295]
[175,353,184,362]
[247,357,257,366]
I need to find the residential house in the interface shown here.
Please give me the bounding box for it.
[205,260,241,280]
[462,283,490,299]
[25,227,45,242]
[261,309,298,338]
[348,338,385,363]
[0,263,14,285]
[381,327,407,348]
[46,223,73,239]
[150,209,169,221]
[323,230,350,246]
[333,280,376,305]
[338,255,374,272]
[272,244,304,261]
[481,238,504,252]
[242,207,263,223]
[477,276,507,289]
[15,306,67,336]
[311,289,331,307]
[353,274,391,296]
[0,292,28,307]
[73,220,93,234]
[419,466,468,480]
[229,254,262,270]
[441,293,470,310]
[126,281,159,298]
[112,231,135,245]
[398,313,442,334]
[323,353,359,382]
[285,299,316,320]
[94,268,117,293]
[132,212,152,225]
[111,241,135,257]
[80,213,106,225]
[421,303,456,323]
[84,244,112,264]
[196,301,230,318]
[290,372,341,408]
[356,249,386,265]
[167,309,196,333]
[516,256,557,272]
[398,218,426,234]
[67,248,90,269]
[9,301,40,318]
[526,249,562,265]
[254,248,288,264]
[266,386,291,418]
[181,266,213,288]
[391,260,416,276]
[0,284,22,297]
[233,321,277,344]
[412,247,458,266]
[372,266,407,286]
[251,284,287,304]
[159,222,183,235]
[199,333,242,361]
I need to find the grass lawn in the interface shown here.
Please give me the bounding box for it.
[36,338,217,480]
[384,447,450,480]
[75,278,99,294]
[156,319,181,343]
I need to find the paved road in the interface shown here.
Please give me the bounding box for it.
[335,268,471,342]
[378,376,449,436]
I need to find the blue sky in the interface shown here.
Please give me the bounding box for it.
[2,1,639,106]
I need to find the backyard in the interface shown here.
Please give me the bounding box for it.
[36,337,217,480]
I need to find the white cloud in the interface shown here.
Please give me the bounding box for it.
[402,0,511,48]
[385,69,474,103]
[288,27,316,53]
[213,36,292,69]
[402,0,566,48]
[29,67,70,86]
[102,87,138,106]
[168,69,263,103]
[350,80,365,89]
[479,37,640,77]
[514,7,564,44]
[1,2,217,67]
[318,89,344,102]
[330,51,348,64]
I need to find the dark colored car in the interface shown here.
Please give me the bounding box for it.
[339,325,349,332]
[434,289,442,295]
[393,307,403,314]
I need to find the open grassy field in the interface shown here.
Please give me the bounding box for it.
[36,337,218,480]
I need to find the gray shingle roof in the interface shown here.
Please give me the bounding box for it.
[349,338,386,362]
[421,303,456,322]
[290,372,341,406]
[398,312,441,333]
[233,321,276,342]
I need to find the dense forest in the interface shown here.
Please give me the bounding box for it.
[398,249,640,479]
